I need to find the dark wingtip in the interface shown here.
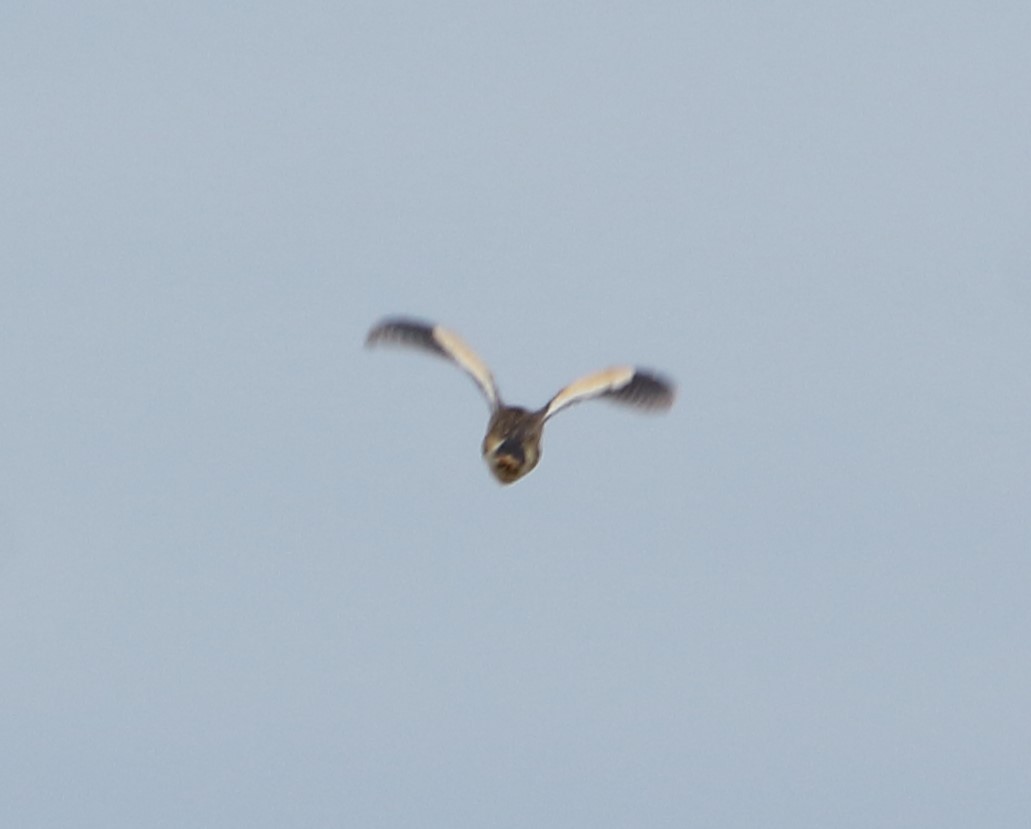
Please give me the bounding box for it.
[615,370,676,410]
[365,316,444,355]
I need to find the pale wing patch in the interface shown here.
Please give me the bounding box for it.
[543,366,674,420]
[366,316,499,409]
[431,325,499,409]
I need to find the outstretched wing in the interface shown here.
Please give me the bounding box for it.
[366,316,500,409]
[543,366,674,421]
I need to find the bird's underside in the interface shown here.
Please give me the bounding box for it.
[366,316,674,484]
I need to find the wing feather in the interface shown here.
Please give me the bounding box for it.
[543,366,674,420]
[366,317,500,409]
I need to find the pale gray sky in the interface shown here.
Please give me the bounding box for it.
[2,3,1029,827]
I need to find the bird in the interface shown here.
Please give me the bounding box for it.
[365,316,675,484]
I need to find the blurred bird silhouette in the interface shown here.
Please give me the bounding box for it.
[366,316,674,484]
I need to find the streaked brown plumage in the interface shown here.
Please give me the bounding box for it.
[366,316,674,484]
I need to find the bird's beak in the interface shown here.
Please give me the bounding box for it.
[488,438,526,483]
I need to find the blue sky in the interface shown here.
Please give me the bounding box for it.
[2,3,1029,826]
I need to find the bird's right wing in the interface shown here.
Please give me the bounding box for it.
[366,316,500,409]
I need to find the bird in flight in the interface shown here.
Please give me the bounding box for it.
[366,316,675,484]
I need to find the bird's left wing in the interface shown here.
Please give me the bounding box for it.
[542,366,674,421]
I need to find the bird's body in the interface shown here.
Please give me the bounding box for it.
[366,316,674,484]
[482,406,545,483]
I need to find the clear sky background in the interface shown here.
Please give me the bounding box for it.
[2,3,1029,827]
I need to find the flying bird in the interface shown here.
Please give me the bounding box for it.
[366,316,674,484]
